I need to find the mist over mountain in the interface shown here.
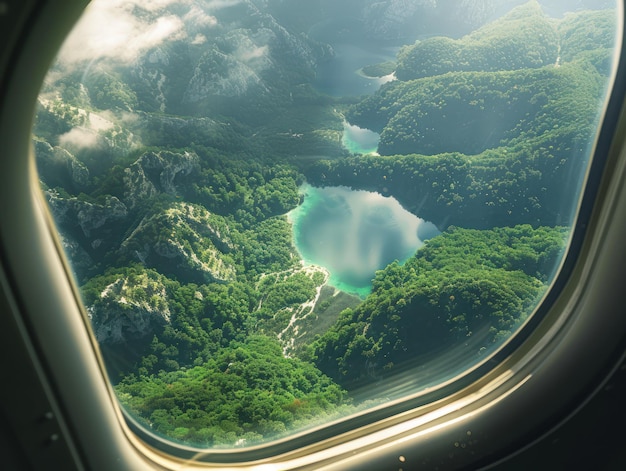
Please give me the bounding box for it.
[52,0,330,121]
[276,0,615,40]
[47,0,614,121]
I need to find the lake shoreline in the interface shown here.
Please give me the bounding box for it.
[288,184,439,298]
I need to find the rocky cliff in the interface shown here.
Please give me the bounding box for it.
[45,191,128,243]
[87,270,172,344]
[123,150,200,209]
[120,202,237,284]
[124,0,328,117]
[35,139,90,192]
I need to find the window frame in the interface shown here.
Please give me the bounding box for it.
[1,0,626,469]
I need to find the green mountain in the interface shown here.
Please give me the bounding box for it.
[119,202,237,284]
[310,225,567,389]
[32,0,616,447]
[394,1,559,81]
[346,63,603,157]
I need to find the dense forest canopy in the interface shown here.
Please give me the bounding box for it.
[394,2,560,81]
[33,0,616,447]
[309,224,567,388]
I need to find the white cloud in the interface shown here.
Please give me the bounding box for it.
[203,0,243,10]
[135,0,182,12]
[191,34,208,45]
[57,0,186,67]
[236,45,269,62]
[184,6,218,28]
[59,127,100,150]
[88,112,115,132]
[54,0,256,68]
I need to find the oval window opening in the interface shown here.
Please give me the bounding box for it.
[33,0,620,452]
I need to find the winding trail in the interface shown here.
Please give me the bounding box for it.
[258,263,330,357]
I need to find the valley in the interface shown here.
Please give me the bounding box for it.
[33,0,615,448]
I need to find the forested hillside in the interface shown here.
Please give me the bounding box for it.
[310,225,567,389]
[33,0,615,447]
[394,2,559,80]
[321,6,613,230]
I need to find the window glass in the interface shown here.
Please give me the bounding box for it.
[33,0,619,450]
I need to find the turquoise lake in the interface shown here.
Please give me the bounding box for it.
[342,121,380,155]
[290,185,440,297]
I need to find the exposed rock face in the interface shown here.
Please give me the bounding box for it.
[76,197,128,238]
[125,0,327,114]
[121,202,237,284]
[45,191,128,239]
[57,232,95,281]
[181,13,320,105]
[67,157,90,187]
[44,191,129,278]
[87,272,171,344]
[34,139,90,190]
[183,45,267,103]
[123,150,200,209]
[131,47,170,112]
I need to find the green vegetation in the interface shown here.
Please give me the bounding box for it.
[361,61,396,78]
[559,9,617,71]
[322,4,612,230]
[346,63,603,157]
[310,225,567,388]
[395,1,559,81]
[32,1,615,447]
[116,335,350,447]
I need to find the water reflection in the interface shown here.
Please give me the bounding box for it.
[342,121,380,155]
[290,185,439,296]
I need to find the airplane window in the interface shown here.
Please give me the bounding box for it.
[32,0,620,457]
